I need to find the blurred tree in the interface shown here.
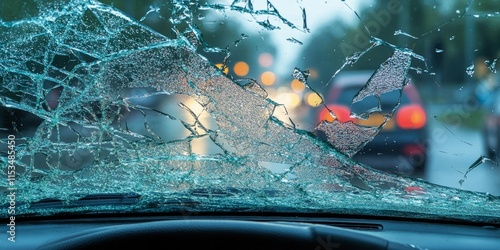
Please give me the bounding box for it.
[99,0,277,82]
[298,0,500,93]
[5,0,500,89]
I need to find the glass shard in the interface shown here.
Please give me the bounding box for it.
[352,50,411,105]
[314,120,381,157]
[314,49,411,157]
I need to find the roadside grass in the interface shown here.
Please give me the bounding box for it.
[434,109,487,130]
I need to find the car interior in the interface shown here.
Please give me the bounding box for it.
[1,0,500,249]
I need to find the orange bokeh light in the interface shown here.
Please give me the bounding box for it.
[215,63,229,74]
[233,61,249,76]
[260,71,276,86]
[305,92,322,107]
[290,79,305,92]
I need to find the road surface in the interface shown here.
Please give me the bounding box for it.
[423,104,500,196]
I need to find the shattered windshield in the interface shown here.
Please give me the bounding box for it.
[1,0,500,223]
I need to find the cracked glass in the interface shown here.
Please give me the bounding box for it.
[1,0,500,223]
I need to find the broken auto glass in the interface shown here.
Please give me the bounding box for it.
[0,0,499,222]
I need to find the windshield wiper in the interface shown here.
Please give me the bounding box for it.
[29,193,141,209]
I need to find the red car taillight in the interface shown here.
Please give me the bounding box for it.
[318,105,352,123]
[402,144,426,156]
[396,104,426,129]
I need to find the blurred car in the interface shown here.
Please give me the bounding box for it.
[483,88,500,160]
[315,71,428,175]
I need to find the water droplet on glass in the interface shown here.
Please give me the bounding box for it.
[394,30,418,39]
[485,59,498,73]
[449,36,455,40]
[456,10,461,14]
[435,48,443,53]
[292,68,310,83]
[466,64,475,77]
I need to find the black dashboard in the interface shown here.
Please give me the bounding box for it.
[2,215,499,249]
